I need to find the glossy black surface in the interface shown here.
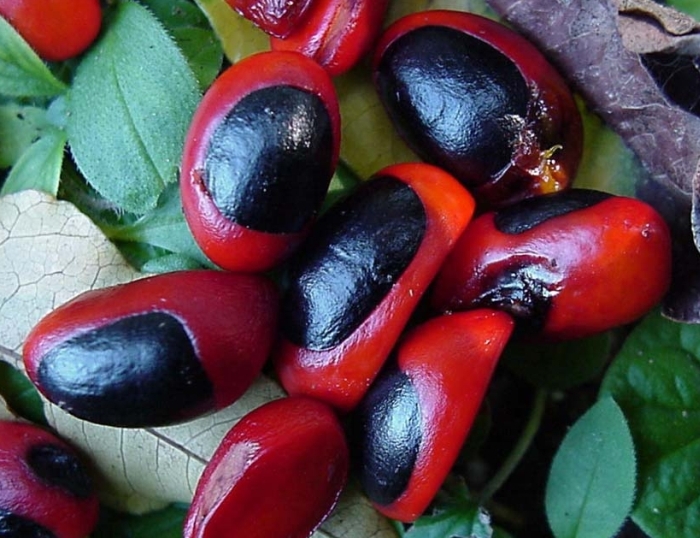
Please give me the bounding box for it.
[37,312,214,427]
[204,85,334,233]
[0,509,55,538]
[494,189,611,234]
[377,25,529,184]
[356,367,422,506]
[27,444,93,499]
[280,176,426,350]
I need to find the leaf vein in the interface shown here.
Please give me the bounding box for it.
[109,53,165,193]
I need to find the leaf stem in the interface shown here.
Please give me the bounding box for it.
[479,387,548,504]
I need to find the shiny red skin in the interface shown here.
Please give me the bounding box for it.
[184,396,349,538]
[431,195,672,341]
[23,270,279,415]
[270,0,390,76]
[181,51,341,273]
[371,310,514,522]
[228,0,314,38]
[0,421,99,538]
[0,0,101,61]
[373,10,582,208]
[274,162,476,412]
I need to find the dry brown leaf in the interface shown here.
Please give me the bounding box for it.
[615,0,700,54]
[0,190,397,536]
[616,0,700,36]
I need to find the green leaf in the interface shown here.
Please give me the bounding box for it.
[1,128,66,196]
[140,252,205,273]
[545,397,636,538]
[192,0,268,64]
[0,17,68,97]
[104,183,211,267]
[0,361,46,425]
[57,160,133,230]
[0,102,53,168]
[600,310,700,538]
[321,160,361,213]
[139,0,223,90]
[172,26,224,90]
[66,1,201,215]
[403,481,493,538]
[92,503,188,538]
[493,529,514,538]
[503,333,612,391]
[666,0,700,18]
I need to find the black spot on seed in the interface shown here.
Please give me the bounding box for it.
[37,312,214,427]
[377,25,529,184]
[27,443,93,499]
[356,366,422,506]
[281,176,426,350]
[204,85,334,233]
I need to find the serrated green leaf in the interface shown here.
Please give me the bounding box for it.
[192,0,268,64]
[66,1,201,215]
[1,128,66,196]
[405,506,493,538]
[103,183,211,267]
[600,310,700,538]
[0,102,53,168]
[139,0,223,90]
[503,333,612,391]
[172,26,224,90]
[0,17,68,97]
[403,481,493,538]
[140,252,205,273]
[545,397,636,538]
[140,0,208,27]
[57,159,134,230]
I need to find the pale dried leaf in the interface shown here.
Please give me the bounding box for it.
[313,484,399,538]
[0,190,397,535]
[44,376,287,514]
[0,190,139,353]
[0,392,15,421]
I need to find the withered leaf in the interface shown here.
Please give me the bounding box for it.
[0,393,15,421]
[0,190,397,536]
[486,0,700,323]
[615,0,700,58]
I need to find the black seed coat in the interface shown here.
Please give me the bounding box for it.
[376,25,529,183]
[204,85,334,233]
[281,176,426,350]
[37,312,214,427]
[356,367,422,505]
